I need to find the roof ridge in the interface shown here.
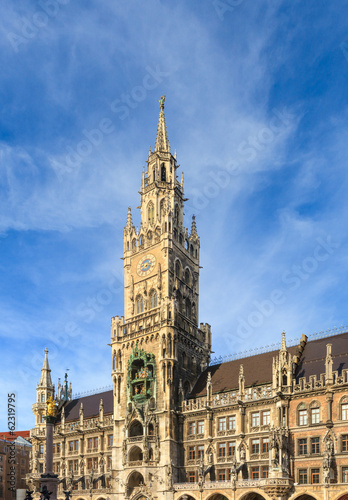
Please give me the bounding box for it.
[210,325,348,366]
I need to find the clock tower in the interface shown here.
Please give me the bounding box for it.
[110,97,211,499]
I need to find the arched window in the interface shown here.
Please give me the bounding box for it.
[179,234,183,245]
[139,235,144,247]
[148,423,154,436]
[341,397,348,420]
[190,244,194,256]
[173,228,178,240]
[41,394,45,403]
[185,239,189,251]
[129,420,143,437]
[136,296,144,314]
[175,260,181,279]
[147,202,154,224]
[150,290,158,309]
[147,230,152,241]
[182,351,187,369]
[185,268,191,286]
[132,238,137,250]
[297,403,308,426]
[309,401,321,424]
[129,446,143,462]
[185,298,191,319]
[161,163,166,181]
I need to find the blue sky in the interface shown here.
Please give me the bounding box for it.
[1,0,348,430]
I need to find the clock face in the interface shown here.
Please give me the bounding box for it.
[137,254,156,277]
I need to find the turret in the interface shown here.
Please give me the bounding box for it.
[33,349,54,427]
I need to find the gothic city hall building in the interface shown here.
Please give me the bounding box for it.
[28,99,348,500]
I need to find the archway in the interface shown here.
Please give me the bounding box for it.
[336,496,348,500]
[207,495,229,500]
[240,494,267,500]
[294,496,318,500]
[129,446,143,462]
[178,496,197,500]
[129,419,143,437]
[127,471,145,497]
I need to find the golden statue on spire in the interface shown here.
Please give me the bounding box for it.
[159,95,165,110]
[46,395,57,417]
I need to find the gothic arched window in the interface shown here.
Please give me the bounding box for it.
[136,296,144,314]
[175,260,181,280]
[150,290,158,309]
[185,268,191,286]
[161,163,166,181]
[147,202,154,224]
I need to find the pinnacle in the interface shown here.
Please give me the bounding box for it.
[126,206,134,231]
[190,215,198,238]
[154,96,170,153]
[280,330,287,351]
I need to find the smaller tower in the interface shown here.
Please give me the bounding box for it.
[33,349,55,427]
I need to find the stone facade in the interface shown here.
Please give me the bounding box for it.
[28,99,348,500]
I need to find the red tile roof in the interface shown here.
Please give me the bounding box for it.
[0,431,30,441]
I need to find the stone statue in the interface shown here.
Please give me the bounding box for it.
[159,96,166,108]
[25,490,34,500]
[46,395,57,417]
[63,491,72,500]
[40,486,52,500]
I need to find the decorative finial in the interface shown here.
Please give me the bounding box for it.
[159,95,165,110]
[44,348,48,355]
[281,330,287,351]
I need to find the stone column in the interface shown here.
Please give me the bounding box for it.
[39,418,59,500]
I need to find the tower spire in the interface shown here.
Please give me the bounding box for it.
[39,348,53,388]
[154,96,170,153]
